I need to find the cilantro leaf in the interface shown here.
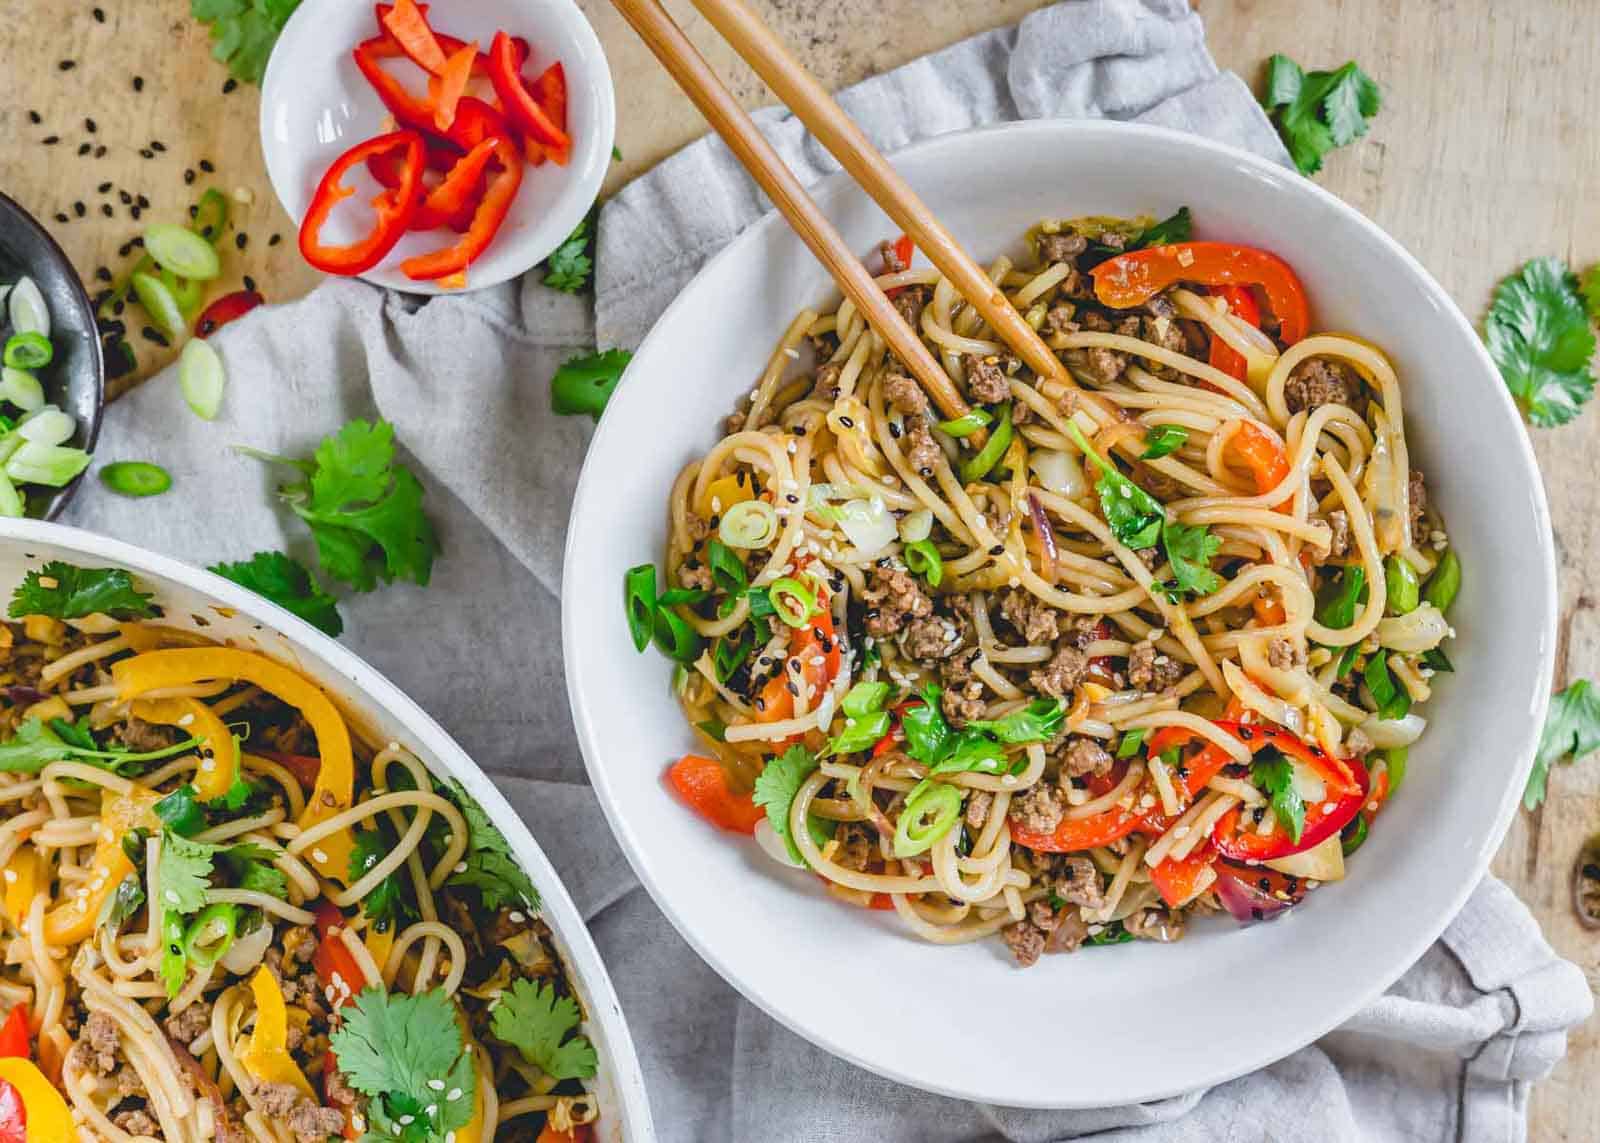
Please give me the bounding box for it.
[1162,522,1222,598]
[158,832,217,916]
[444,780,540,910]
[752,745,819,865]
[191,0,301,86]
[350,826,413,929]
[1131,207,1192,250]
[901,686,952,765]
[1484,257,1598,427]
[550,348,633,421]
[259,420,440,592]
[9,560,156,620]
[211,552,344,637]
[1254,752,1306,844]
[155,785,207,837]
[330,986,477,1136]
[542,213,595,293]
[0,717,199,775]
[1582,265,1600,324]
[1523,679,1600,810]
[962,699,1065,744]
[1067,422,1165,550]
[1261,54,1382,176]
[1140,424,1188,460]
[489,978,598,1080]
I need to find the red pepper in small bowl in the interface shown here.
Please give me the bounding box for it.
[298,130,427,276]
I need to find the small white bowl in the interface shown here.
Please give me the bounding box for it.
[0,518,655,1139]
[260,0,614,294]
[564,120,1558,1108]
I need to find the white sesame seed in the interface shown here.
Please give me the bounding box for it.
[177,713,194,727]
[428,1079,446,1091]
[508,910,526,923]
[711,497,722,513]
[2,871,15,885]
[783,346,800,359]
[164,890,179,904]
[1320,802,1336,815]
[446,1088,463,1102]
[399,1115,414,1126]
[454,861,468,874]
[1086,923,1105,936]
[311,848,328,864]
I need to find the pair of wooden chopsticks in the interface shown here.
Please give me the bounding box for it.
[610,0,1088,445]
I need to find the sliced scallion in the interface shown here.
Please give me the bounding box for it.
[4,441,90,487]
[706,538,748,595]
[178,338,225,420]
[131,272,184,338]
[191,189,230,245]
[840,680,890,720]
[3,332,52,371]
[0,472,24,519]
[652,606,703,662]
[144,223,222,282]
[893,781,962,857]
[718,499,778,549]
[904,539,943,587]
[1422,549,1460,614]
[937,407,992,438]
[768,576,817,628]
[959,401,1013,483]
[0,368,44,413]
[624,564,657,652]
[160,267,204,319]
[7,278,48,338]
[16,408,74,447]
[100,461,172,498]
[1384,555,1419,615]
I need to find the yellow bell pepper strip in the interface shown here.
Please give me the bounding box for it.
[1,851,38,927]
[42,789,159,946]
[362,924,395,980]
[111,649,355,881]
[130,697,238,802]
[236,966,316,1101]
[0,1058,73,1140]
[695,472,756,520]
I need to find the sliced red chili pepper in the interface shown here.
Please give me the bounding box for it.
[1091,242,1309,345]
[399,133,522,281]
[311,900,368,1001]
[411,135,501,231]
[488,31,570,152]
[0,1005,27,1060]
[379,0,447,75]
[1148,843,1216,908]
[1209,720,1367,862]
[883,234,915,299]
[666,755,764,834]
[1208,284,1260,381]
[298,129,425,276]
[194,290,264,338]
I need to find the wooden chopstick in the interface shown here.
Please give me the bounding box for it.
[686,0,1086,405]
[608,0,978,439]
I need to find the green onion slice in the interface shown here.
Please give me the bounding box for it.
[624,564,657,653]
[0,368,44,413]
[5,442,90,488]
[959,402,1013,483]
[3,332,52,371]
[706,539,748,595]
[1422,549,1460,614]
[160,267,205,319]
[0,472,24,519]
[1116,728,1148,759]
[827,709,892,756]
[7,278,49,338]
[1383,555,1419,615]
[652,606,703,662]
[937,407,992,438]
[768,576,817,628]
[178,338,225,421]
[131,272,185,339]
[17,408,74,447]
[181,903,237,968]
[712,626,755,683]
[144,223,222,282]
[718,500,778,549]
[903,539,943,587]
[191,189,230,245]
[1340,813,1368,856]
[100,461,172,498]
[841,680,890,719]
[893,781,962,857]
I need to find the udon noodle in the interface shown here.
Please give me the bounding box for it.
[0,579,601,1139]
[634,212,1459,964]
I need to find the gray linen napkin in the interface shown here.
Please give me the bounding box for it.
[64,1,1591,1140]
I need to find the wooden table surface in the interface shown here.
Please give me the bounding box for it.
[3,0,1597,1134]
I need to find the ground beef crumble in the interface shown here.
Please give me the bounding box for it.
[882,370,929,417]
[997,588,1059,645]
[1029,643,1088,699]
[962,353,1013,404]
[1127,640,1184,692]
[862,566,932,638]
[1284,357,1357,414]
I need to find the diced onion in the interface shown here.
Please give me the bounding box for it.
[1357,711,1426,749]
[0,368,44,413]
[7,278,48,338]
[1028,449,1086,498]
[753,818,802,868]
[836,497,897,558]
[898,508,933,544]
[1264,834,1345,881]
[1375,603,1449,653]
[719,500,779,549]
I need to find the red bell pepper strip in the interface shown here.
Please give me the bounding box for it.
[752,594,842,727]
[537,1124,595,1143]
[488,31,570,152]
[1148,844,1216,908]
[1010,805,1145,853]
[0,1006,27,1061]
[1209,721,1367,862]
[1091,242,1309,346]
[1208,284,1260,381]
[258,750,323,791]
[665,755,764,834]
[311,900,368,1003]
[195,290,264,338]
[370,6,528,76]
[379,0,447,75]
[353,38,514,153]
[431,42,478,133]
[298,130,425,276]
[1229,420,1291,497]
[399,133,522,281]
[524,62,571,166]
[883,234,915,299]
[0,1079,21,1143]
[409,135,502,232]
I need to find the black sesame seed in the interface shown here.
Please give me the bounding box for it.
[58,59,76,71]
[188,205,199,220]
[132,76,144,91]
[73,201,86,218]
[85,118,97,133]
[135,194,149,208]
[93,6,105,21]
[988,544,1004,556]
[112,300,124,315]
[118,190,131,204]
[888,422,902,439]
[41,135,60,146]
[130,206,142,220]
[99,319,124,337]
[267,233,282,247]
[839,416,854,428]
[199,158,214,172]
[150,141,165,153]
[140,326,169,347]
[97,181,111,193]
[95,266,111,282]
[117,241,132,256]
[54,212,69,224]
[27,110,40,125]
[242,274,257,292]
[235,232,248,250]
[77,142,92,156]
[100,204,113,218]
[785,494,799,504]
[222,78,238,94]
[131,236,143,247]
[139,148,154,160]
[183,169,195,185]
[93,145,106,158]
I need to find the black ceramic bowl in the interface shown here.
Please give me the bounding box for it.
[0,192,105,520]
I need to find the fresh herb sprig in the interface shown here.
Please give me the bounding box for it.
[489,978,598,1080]
[542,213,595,293]
[551,348,633,420]
[1523,679,1600,811]
[330,986,478,1140]
[210,551,343,637]
[1485,257,1598,428]
[1261,54,1382,176]
[10,561,155,621]
[190,0,303,86]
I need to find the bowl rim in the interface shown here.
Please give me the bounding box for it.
[257,0,616,296]
[0,191,106,520]
[562,117,1558,1107]
[0,516,656,1138]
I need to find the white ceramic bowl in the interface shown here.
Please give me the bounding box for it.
[0,518,654,1140]
[260,0,614,294]
[563,121,1558,1108]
